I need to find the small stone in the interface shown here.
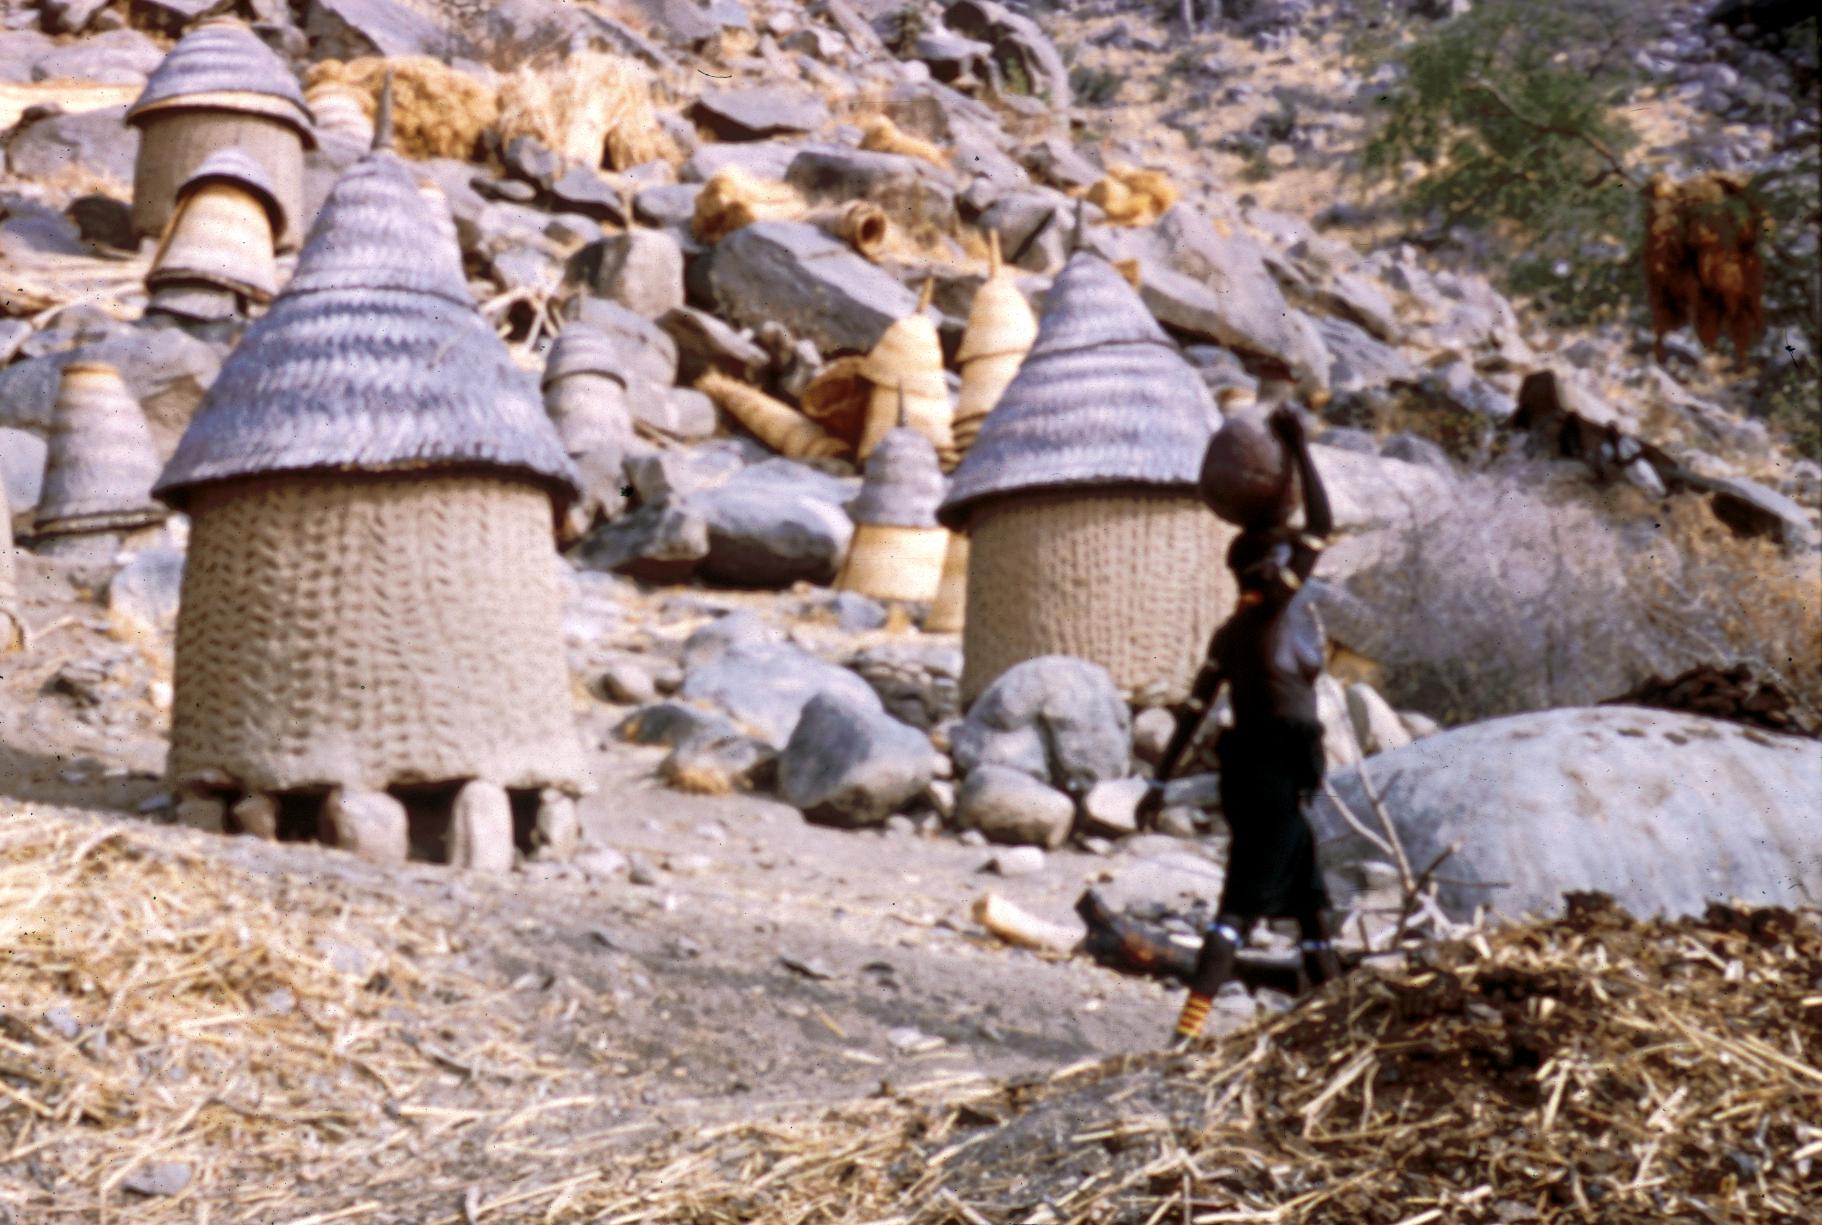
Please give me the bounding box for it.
[886,1026,943,1053]
[174,794,226,833]
[989,845,1046,876]
[596,661,658,705]
[533,789,581,861]
[448,781,515,873]
[1346,682,1411,756]
[1399,710,1441,739]
[691,86,830,141]
[122,1162,191,1198]
[231,793,279,841]
[325,788,409,865]
[626,852,660,886]
[1081,777,1148,839]
[957,829,987,847]
[925,778,956,819]
[1131,707,1176,764]
[68,194,135,249]
[956,765,1075,849]
[829,591,887,631]
[1155,807,1201,839]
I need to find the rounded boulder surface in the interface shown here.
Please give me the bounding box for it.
[956,764,1075,849]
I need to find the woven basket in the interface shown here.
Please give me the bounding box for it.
[545,371,634,459]
[149,180,278,301]
[924,531,968,633]
[169,471,585,796]
[837,523,949,604]
[858,287,952,462]
[304,80,372,151]
[799,355,871,446]
[697,370,847,460]
[961,488,1234,706]
[953,237,1037,463]
[807,200,889,261]
[34,362,167,539]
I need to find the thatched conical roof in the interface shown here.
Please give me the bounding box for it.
[937,252,1218,530]
[35,362,167,536]
[128,18,315,142]
[849,426,946,529]
[177,148,286,234]
[153,147,579,510]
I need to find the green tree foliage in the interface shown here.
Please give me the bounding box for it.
[1359,4,1820,457]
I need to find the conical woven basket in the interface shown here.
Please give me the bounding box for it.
[923,530,968,633]
[129,19,314,249]
[154,148,579,512]
[34,362,167,538]
[149,179,279,301]
[838,426,949,603]
[837,523,949,604]
[696,370,848,460]
[858,287,952,462]
[953,236,1037,463]
[305,80,373,151]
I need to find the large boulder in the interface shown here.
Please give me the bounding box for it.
[952,656,1131,794]
[692,460,857,587]
[707,221,921,355]
[955,764,1075,848]
[305,0,458,59]
[678,641,884,748]
[4,106,139,187]
[1312,706,1822,920]
[778,692,935,827]
[691,87,829,141]
[786,145,957,231]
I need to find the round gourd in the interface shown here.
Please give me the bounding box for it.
[1198,407,1296,528]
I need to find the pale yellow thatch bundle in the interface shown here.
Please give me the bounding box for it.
[952,233,1036,462]
[858,280,952,463]
[924,531,969,633]
[1083,164,1179,227]
[799,355,872,447]
[496,51,673,172]
[304,57,497,161]
[696,370,848,459]
[692,165,804,244]
[859,114,948,168]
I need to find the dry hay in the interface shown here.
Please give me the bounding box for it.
[496,51,673,173]
[691,165,804,244]
[1082,164,1179,227]
[859,114,949,169]
[563,894,1821,1223]
[1643,172,1770,368]
[303,57,498,161]
[0,808,622,1222]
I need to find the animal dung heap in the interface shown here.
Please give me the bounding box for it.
[146,149,284,324]
[938,250,1231,706]
[837,421,950,604]
[29,362,167,561]
[152,114,587,874]
[128,17,315,251]
[858,281,953,465]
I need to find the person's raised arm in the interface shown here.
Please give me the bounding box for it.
[1271,406,1331,579]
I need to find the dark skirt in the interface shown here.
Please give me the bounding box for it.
[1214,719,1332,919]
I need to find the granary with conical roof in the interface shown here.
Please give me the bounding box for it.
[29,362,168,562]
[938,250,1234,707]
[837,421,950,605]
[154,109,586,873]
[146,149,285,326]
[128,17,315,250]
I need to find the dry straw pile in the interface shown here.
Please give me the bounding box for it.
[497,52,672,172]
[304,57,498,161]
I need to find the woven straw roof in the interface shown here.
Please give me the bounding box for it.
[938,252,1218,530]
[849,426,946,529]
[542,327,629,390]
[154,150,579,510]
[35,362,167,535]
[128,19,314,139]
[179,148,286,235]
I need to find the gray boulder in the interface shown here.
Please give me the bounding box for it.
[660,727,776,794]
[952,656,1131,794]
[778,692,935,827]
[680,140,803,184]
[955,764,1075,848]
[1313,707,1822,920]
[679,642,884,747]
[695,481,854,586]
[616,701,742,749]
[1313,316,1418,392]
[5,106,138,187]
[569,230,685,319]
[107,548,185,639]
[847,641,964,729]
[707,221,920,355]
[304,0,457,58]
[0,428,48,513]
[32,30,163,84]
[574,503,710,583]
[786,145,957,230]
[691,87,829,141]
[978,190,1070,273]
[680,609,785,670]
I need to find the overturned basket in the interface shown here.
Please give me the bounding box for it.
[838,410,950,604]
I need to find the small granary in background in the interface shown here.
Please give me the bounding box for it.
[153,92,585,873]
[858,280,952,465]
[146,149,283,325]
[938,249,1231,707]
[930,234,1039,634]
[128,17,315,251]
[541,324,637,535]
[303,77,373,160]
[837,408,950,604]
[951,233,1037,462]
[29,362,167,562]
